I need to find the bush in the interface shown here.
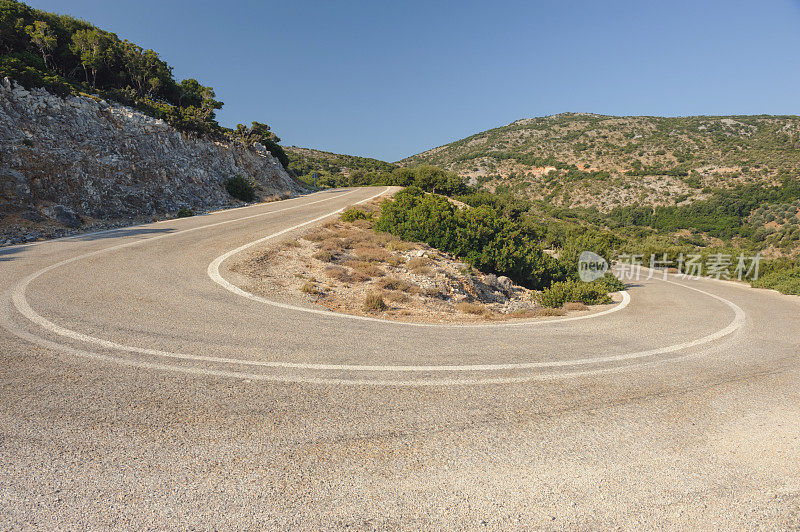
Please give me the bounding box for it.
[751,265,800,295]
[301,282,320,295]
[324,266,352,282]
[363,293,387,312]
[176,208,194,218]
[312,249,338,262]
[594,273,625,292]
[225,175,256,202]
[341,208,371,223]
[374,187,563,289]
[354,246,391,263]
[535,279,613,308]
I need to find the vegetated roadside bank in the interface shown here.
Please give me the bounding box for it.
[231,192,625,323]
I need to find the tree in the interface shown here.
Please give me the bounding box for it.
[118,41,174,99]
[233,121,288,169]
[25,20,56,69]
[0,0,30,54]
[70,28,111,87]
[179,78,222,119]
[249,121,279,142]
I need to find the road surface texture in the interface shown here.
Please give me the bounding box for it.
[1,187,799,529]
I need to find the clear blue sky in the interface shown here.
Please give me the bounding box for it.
[25,0,800,161]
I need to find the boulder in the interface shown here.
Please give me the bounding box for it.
[45,205,82,228]
[497,275,513,288]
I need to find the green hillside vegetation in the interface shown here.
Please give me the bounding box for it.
[397,113,800,261]
[371,186,627,304]
[296,161,471,197]
[285,147,399,186]
[401,113,800,213]
[0,0,289,166]
[374,186,563,290]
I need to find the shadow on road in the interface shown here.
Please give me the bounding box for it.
[0,245,30,261]
[74,227,175,241]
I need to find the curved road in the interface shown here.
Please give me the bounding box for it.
[1,187,799,528]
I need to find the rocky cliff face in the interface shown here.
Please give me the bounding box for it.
[0,78,304,245]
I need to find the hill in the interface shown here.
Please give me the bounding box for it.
[400,112,800,210]
[285,146,398,186]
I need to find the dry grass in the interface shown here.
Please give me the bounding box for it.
[376,277,421,294]
[345,261,384,278]
[508,309,537,319]
[386,255,406,267]
[351,218,375,230]
[343,231,388,248]
[455,301,490,315]
[301,282,320,295]
[324,266,352,283]
[363,292,387,312]
[384,290,410,303]
[385,239,416,252]
[563,302,589,311]
[349,269,371,282]
[406,257,431,270]
[280,240,301,249]
[354,246,392,263]
[302,229,328,242]
[312,249,338,262]
[319,238,345,251]
[407,257,432,274]
[533,307,566,317]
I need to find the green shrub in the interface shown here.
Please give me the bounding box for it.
[225,175,256,202]
[750,265,800,295]
[374,187,563,289]
[594,273,625,292]
[535,279,613,308]
[341,208,371,223]
[176,208,194,218]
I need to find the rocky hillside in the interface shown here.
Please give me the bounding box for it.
[0,78,302,245]
[401,113,800,210]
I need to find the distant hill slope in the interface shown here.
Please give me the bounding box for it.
[400,112,800,210]
[285,146,398,181]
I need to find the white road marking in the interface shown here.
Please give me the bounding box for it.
[7,274,742,373]
[0,301,739,387]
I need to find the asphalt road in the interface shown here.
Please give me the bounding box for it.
[1,187,799,529]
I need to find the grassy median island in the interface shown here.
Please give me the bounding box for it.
[231,190,624,323]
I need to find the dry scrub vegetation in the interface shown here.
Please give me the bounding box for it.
[231,202,608,323]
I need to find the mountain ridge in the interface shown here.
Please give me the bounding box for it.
[399,112,800,212]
